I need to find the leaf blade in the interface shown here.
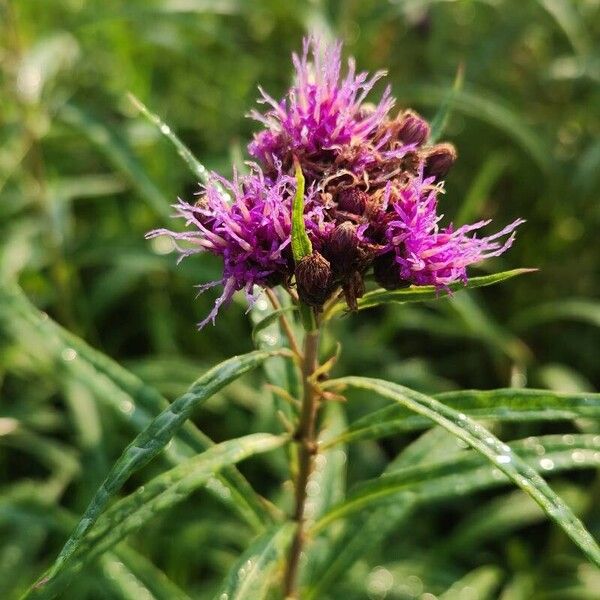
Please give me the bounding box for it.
[319,377,600,566]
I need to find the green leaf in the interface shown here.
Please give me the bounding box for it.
[251,306,298,344]
[128,93,227,198]
[291,159,312,263]
[325,388,600,446]
[326,269,535,317]
[312,433,600,531]
[0,284,275,530]
[428,62,464,144]
[26,434,288,599]
[439,566,502,600]
[59,103,170,218]
[400,84,551,172]
[456,152,512,225]
[511,299,600,330]
[318,377,600,566]
[304,428,460,599]
[36,350,279,591]
[214,522,296,600]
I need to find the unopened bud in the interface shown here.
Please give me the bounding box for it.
[323,222,360,277]
[397,110,430,146]
[424,143,457,179]
[337,188,368,215]
[373,252,407,290]
[295,252,332,307]
[343,271,365,312]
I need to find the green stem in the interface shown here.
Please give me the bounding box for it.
[284,309,320,598]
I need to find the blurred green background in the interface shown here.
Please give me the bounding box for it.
[1,0,599,598]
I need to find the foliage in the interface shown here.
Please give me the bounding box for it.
[1,1,599,599]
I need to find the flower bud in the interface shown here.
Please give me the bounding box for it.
[373,252,407,290]
[397,110,430,146]
[336,188,368,215]
[343,270,365,312]
[424,143,457,179]
[323,222,360,277]
[295,252,332,307]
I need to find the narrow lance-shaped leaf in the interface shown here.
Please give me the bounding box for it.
[324,388,600,447]
[27,434,288,600]
[214,523,296,600]
[428,62,464,144]
[326,269,536,317]
[304,428,461,599]
[290,158,312,262]
[319,377,600,566]
[128,93,228,200]
[40,350,281,588]
[312,434,600,531]
[0,284,275,529]
[59,103,170,218]
[252,306,298,344]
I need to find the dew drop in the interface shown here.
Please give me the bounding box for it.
[62,348,77,361]
[120,399,134,414]
[571,450,586,463]
[539,458,555,470]
[160,124,171,135]
[496,454,512,464]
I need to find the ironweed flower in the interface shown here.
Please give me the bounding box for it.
[149,36,522,325]
[147,167,297,328]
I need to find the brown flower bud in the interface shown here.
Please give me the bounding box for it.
[424,143,457,179]
[397,110,430,146]
[343,270,366,312]
[322,222,360,277]
[295,252,332,307]
[373,252,408,290]
[336,188,368,215]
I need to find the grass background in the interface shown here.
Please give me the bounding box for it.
[1,0,599,598]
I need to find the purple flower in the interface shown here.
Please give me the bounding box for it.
[147,167,297,328]
[384,174,524,287]
[148,37,523,324]
[248,37,409,180]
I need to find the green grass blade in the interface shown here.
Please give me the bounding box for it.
[439,566,502,600]
[127,93,226,196]
[313,433,600,531]
[0,283,276,530]
[34,350,279,591]
[214,522,296,600]
[59,103,170,218]
[27,434,287,599]
[456,152,512,225]
[304,428,459,599]
[325,388,600,446]
[511,299,600,330]
[428,63,464,144]
[251,306,298,344]
[400,85,551,172]
[326,269,535,317]
[319,377,600,565]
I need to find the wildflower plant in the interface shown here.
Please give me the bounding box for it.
[23,37,600,600]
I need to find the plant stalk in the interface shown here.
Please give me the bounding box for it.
[284,319,320,598]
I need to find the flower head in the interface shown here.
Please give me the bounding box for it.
[147,167,296,327]
[148,37,523,326]
[383,174,524,288]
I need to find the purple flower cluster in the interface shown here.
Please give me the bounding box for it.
[149,37,522,326]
